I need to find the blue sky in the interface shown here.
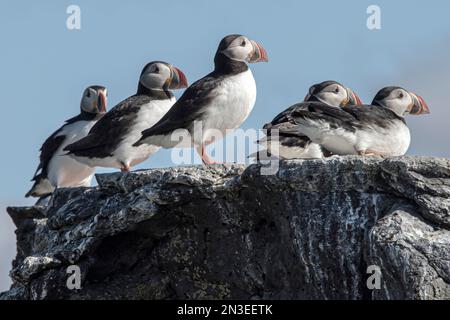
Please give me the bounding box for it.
[1,0,450,291]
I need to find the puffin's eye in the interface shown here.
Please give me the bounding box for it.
[86,90,91,98]
[399,92,404,99]
[154,66,160,73]
[241,40,246,47]
[334,87,340,93]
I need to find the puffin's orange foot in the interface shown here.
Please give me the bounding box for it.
[120,164,131,172]
[203,160,223,165]
[196,144,222,165]
[358,150,386,158]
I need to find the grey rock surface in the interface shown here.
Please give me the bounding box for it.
[1,156,449,300]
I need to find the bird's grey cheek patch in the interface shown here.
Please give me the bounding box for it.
[221,47,235,60]
[222,46,249,62]
[141,74,163,90]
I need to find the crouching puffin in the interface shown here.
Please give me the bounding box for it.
[64,61,188,172]
[26,86,108,198]
[134,34,268,164]
[255,80,361,159]
[291,86,430,157]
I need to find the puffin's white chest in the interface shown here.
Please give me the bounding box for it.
[113,97,176,166]
[48,120,97,187]
[132,98,176,140]
[202,69,256,142]
[356,121,411,156]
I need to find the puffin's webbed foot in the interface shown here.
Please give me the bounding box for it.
[196,145,223,165]
[358,150,386,158]
[120,163,131,173]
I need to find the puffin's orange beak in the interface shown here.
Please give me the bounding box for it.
[346,87,362,106]
[410,93,430,115]
[249,40,269,63]
[98,91,107,113]
[168,66,188,89]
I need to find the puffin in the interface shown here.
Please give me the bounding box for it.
[26,85,108,198]
[290,86,430,156]
[133,34,268,164]
[255,80,362,159]
[64,61,188,172]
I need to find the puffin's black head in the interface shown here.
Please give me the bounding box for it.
[372,86,430,117]
[138,61,188,92]
[304,80,362,107]
[81,85,108,114]
[215,34,268,66]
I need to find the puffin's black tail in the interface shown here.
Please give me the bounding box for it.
[25,174,55,198]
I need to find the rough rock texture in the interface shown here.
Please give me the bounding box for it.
[1,156,449,300]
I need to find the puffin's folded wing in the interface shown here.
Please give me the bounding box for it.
[262,103,313,143]
[290,102,359,132]
[342,105,405,129]
[64,97,143,158]
[263,121,308,139]
[137,75,218,142]
[33,129,66,180]
[260,121,313,156]
[268,103,310,126]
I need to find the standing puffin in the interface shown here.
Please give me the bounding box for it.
[26,86,108,198]
[291,86,430,156]
[255,80,361,159]
[134,34,268,164]
[64,61,188,172]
